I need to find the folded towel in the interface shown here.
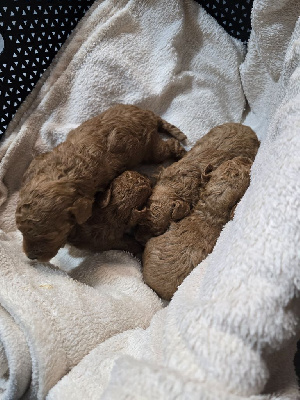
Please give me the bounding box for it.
[0,304,31,399]
[251,0,300,81]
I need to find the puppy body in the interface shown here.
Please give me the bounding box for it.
[142,156,252,300]
[68,171,151,255]
[16,104,186,261]
[136,123,259,243]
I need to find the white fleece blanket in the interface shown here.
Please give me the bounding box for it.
[1,0,300,399]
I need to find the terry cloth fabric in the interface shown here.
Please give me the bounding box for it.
[1,0,300,399]
[0,231,162,399]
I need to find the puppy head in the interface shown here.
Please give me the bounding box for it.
[200,156,252,213]
[100,171,152,219]
[135,187,190,244]
[16,180,93,261]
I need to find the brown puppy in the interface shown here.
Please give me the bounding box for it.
[142,156,252,300]
[68,171,151,255]
[16,104,186,262]
[135,123,259,243]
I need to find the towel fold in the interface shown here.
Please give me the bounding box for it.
[0,305,31,400]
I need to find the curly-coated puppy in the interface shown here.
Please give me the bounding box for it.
[16,104,186,262]
[142,156,252,300]
[67,171,151,255]
[135,123,259,243]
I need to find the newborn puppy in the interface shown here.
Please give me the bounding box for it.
[142,156,252,300]
[135,123,259,243]
[67,171,151,255]
[16,104,186,262]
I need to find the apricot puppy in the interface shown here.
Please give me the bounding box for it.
[143,156,252,300]
[68,171,151,255]
[136,123,259,243]
[16,104,186,262]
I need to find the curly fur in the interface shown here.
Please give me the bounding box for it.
[142,156,253,300]
[68,171,151,255]
[16,104,186,261]
[135,123,259,243]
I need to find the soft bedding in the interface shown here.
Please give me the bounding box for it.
[0,0,300,399]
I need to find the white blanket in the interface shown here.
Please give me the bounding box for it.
[0,0,300,399]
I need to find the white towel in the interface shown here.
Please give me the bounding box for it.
[0,231,162,399]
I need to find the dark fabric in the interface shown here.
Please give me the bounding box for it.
[0,0,95,138]
[195,0,253,43]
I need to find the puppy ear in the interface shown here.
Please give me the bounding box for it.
[69,197,93,225]
[171,200,190,220]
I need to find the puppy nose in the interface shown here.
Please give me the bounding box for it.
[27,254,37,260]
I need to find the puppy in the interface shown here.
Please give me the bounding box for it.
[16,104,186,262]
[67,171,151,255]
[142,156,252,300]
[135,123,259,243]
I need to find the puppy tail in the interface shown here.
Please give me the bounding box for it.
[158,118,186,142]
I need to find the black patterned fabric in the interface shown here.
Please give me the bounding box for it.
[195,0,253,43]
[0,0,95,138]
